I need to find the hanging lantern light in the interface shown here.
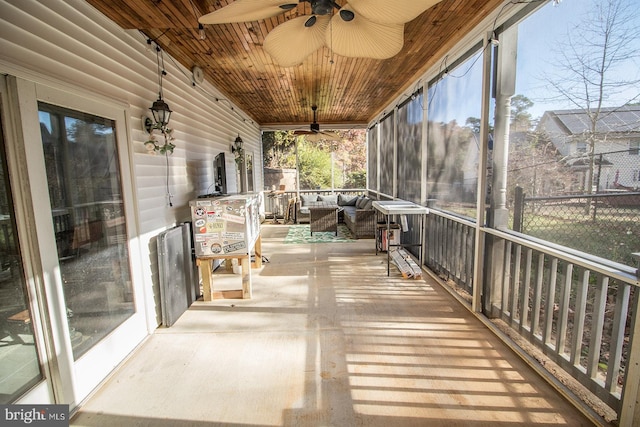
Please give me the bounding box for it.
[150,97,172,128]
[144,44,175,155]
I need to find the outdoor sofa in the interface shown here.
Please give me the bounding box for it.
[296,193,376,239]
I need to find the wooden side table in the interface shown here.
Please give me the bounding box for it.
[196,233,262,301]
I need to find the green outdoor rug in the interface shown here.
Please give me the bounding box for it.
[284,224,355,244]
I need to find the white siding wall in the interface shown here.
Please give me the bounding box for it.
[0,0,262,326]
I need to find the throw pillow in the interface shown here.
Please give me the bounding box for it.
[300,194,319,206]
[363,198,373,210]
[356,196,368,209]
[338,194,358,206]
[319,195,338,204]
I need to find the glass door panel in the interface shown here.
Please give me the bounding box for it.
[0,117,43,403]
[38,103,134,360]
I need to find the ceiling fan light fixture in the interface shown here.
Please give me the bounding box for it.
[310,105,320,132]
[310,0,336,16]
[200,0,444,66]
[293,106,342,141]
[280,3,298,11]
[339,10,355,22]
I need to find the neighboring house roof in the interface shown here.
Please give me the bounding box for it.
[537,105,640,135]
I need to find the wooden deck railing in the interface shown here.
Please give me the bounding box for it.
[426,208,640,422]
[425,210,476,297]
[487,228,638,414]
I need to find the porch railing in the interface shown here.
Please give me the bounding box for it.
[425,208,639,421]
[487,228,638,413]
[425,210,476,297]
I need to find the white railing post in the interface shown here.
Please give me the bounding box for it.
[619,254,640,426]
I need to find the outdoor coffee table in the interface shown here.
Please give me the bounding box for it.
[309,204,340,236]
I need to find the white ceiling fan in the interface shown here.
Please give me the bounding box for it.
[199,0,443,67]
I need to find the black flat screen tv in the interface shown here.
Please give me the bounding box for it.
[215,152,227,194]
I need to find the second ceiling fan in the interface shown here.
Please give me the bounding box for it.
[199,0,443,67]
[293,105,340,141]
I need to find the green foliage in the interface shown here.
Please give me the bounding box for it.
[511,94,534,130]
[465,117,481,133]
[346,170,366,188]
[297,140,336,189]
[262,129,366,190]
[262,131,297,168]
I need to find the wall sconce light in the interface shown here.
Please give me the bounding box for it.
[143,116,154,133]
[149,45,172,129]
[150,97,172,128]
[144,45,175,155]
[231,134,244,165]
[231,134,243,154]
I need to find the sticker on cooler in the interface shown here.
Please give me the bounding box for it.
[222,213,245,224]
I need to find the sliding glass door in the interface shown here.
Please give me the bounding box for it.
[38,103,135,360]
[0,112,43,404]
[1,77,147,407]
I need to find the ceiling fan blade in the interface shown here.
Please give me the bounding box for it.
[199,0,298,25]
[305,132,340,142]
[264,15,329,67]
[328,6,404,60]
[348,0,443,25]
[319,130,341,140]
[304,133,323,142]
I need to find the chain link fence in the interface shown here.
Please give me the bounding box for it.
[513,190,640,266]
[510,149,640,266]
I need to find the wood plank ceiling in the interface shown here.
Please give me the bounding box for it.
[86,0,503,128]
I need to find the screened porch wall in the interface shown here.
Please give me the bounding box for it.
[365,1,640,424]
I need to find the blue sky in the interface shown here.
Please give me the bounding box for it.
[427,50,483,125]
[428,0,640,124]
[516,0,640,119]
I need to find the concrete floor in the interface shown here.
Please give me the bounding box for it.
[71,225,595,426]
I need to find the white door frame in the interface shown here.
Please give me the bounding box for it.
[3,75,148,408]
